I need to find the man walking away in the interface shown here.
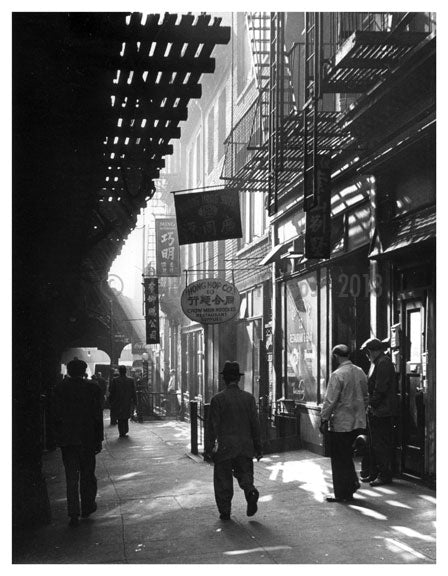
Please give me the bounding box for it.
[109,365,137,438]
[320,345,369,503]
[360,337,397,486]
[205,361,263,521]
[53,359,104,526]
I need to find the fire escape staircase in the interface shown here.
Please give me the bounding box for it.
[303,12,432,210]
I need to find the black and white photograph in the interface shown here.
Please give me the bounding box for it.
[9,2,442,567]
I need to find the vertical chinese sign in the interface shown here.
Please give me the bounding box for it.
[155,217,180,276]
[144,277,160,344]
[305,156,332,259]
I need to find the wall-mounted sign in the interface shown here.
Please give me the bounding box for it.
[181,278,241,324]
[144,277,160,344]
[305,156,332,259]
[174,187,242,245]
[155,217,180,276]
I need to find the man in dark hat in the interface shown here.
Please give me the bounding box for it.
[360,337,397,486]
[53,359,104,526]
[205,361,263,521]
[320,345,369,502]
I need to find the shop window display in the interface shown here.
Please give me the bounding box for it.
[285,273,318,403]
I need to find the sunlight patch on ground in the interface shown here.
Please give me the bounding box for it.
[115,472,144,481]
[259,494,273,502]
[419,494,436,504]
[385,500,412,509]
[348,505,387,520]
[382,537,427,560]
[374,486,396,495]
[358,489,381,497]
[391,525,435,542]
[224,545,291,556]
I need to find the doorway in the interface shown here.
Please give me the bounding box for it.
[400,293,427,478]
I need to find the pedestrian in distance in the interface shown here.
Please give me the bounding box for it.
[108,365,137,438]
[360,337,397,486]
[205,361,263,521]
[320,344,369,503]
[53,359,104,527]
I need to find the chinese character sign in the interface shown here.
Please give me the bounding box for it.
[174,188,243,245]
[155,218,180,277]
[305,156,332,259]
[144,277,160,344]
[181,278,241,324]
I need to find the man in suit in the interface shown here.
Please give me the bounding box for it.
[360,337,397,486]
[108,365,137,438]
[53,359,104,526]
[205,361,263,521]
[320,344,369,503]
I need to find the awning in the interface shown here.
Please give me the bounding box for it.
[259,242,292,266]
[369,205,436,258]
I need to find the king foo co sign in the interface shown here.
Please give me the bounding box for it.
[181,278,241,325]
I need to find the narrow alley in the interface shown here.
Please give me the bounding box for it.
[13,415,436,565]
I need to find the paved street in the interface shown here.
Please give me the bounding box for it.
[13,414,436,564]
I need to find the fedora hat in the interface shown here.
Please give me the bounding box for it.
[360,337,384,351]
[220,361,244,380]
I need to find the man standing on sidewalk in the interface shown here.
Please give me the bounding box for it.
[320,345,369,503]
[205,361,263,521]
[360,337,397,486]
[108,365,137,438]
[53,359,104,526]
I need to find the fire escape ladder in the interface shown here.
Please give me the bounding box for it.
[303,12,323,211]
[246,12,271,146]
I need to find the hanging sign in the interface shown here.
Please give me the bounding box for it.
[181,278,241,324]
[305,156,332,259]
[144,277,160,344]
[174,187,242,245]
[155,217,181,277]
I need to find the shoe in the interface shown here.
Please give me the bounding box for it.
[246,489,259,517]
[326,496,355,503]
[370,478,392,487]
[219,512,231,520]
[81,502,97,518]
[69,516,79,527]
[361,475,377,483]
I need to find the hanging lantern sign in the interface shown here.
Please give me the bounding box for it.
[181,278,241,325]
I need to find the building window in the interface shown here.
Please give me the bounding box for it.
[207,106,215,173]
[241,191,267,245]
[236,13,253,96]
[217,88,227,160]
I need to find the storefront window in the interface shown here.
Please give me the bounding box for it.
[285,273,318,403]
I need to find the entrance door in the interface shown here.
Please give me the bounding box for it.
[401,295,426,477]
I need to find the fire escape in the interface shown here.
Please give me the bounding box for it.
[302,12,434,210]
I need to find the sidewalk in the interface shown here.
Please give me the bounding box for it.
[13,415,436,564]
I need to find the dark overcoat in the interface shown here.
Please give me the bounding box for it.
[205,383,262,463]
[109,376,137,419]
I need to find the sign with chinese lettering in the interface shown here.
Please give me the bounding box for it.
[305,156,332,259]
[155,218,180,276]
[144,277,160,344]
[181,278,241,324]
[174,188,242,245]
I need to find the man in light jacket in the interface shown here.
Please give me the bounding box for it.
[320,345,369,503]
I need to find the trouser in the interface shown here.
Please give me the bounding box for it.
[118,418,129,436]
[61,446,97,518]
[213,455,257,515]
[368,414,394,481]
[328,430,360,499]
